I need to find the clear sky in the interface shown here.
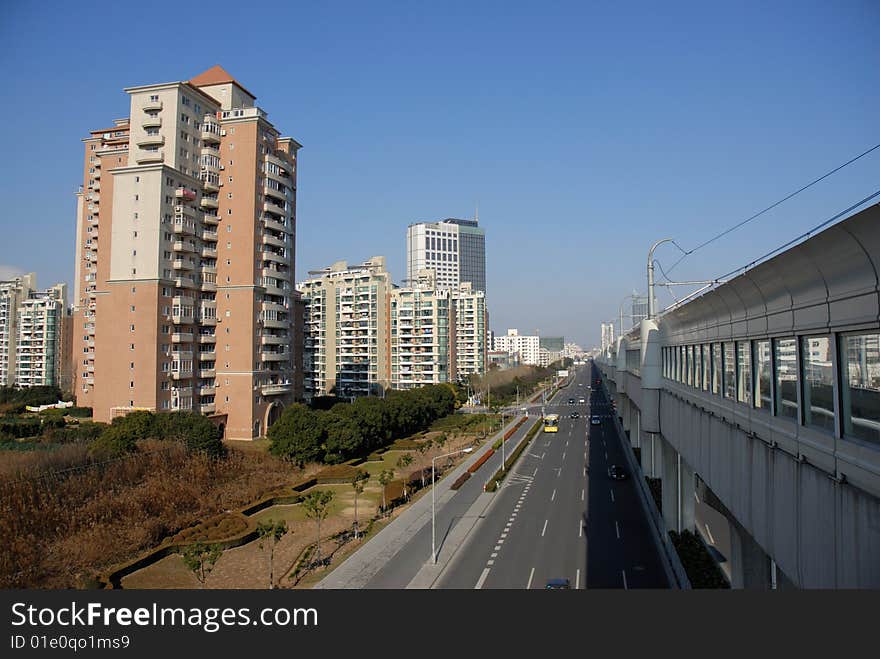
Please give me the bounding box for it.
[1,0,877,348]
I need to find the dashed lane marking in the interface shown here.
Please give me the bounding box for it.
[541,519,548,537]
[475,568,490,589]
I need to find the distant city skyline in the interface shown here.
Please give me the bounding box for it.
[1,1,877,349]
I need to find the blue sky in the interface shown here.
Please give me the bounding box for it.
[1,0,877,347]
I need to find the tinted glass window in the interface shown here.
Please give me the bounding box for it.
[737,341,752,405]
[712,343,721,395]
[724,343,736,399]
[754,340,772,409]
[774,338,797,419]
[840,332,880,446]
[802,335,835,432]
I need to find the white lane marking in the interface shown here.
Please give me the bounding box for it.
[615,521,621,539]
[579,520,583,537]
[705,523,715,544]
[491,552,498,558]
[541,452,546,459]
[533,467,538,477]
[581,489,585,501]
[487,559,495,566]
[576,569,580,589]
[494,545,501,551]
[583,467,586,476]
[610,490,615,503]
[501,532,508,538]
[622,570,628,589]
[604,450,608,460]
[565,440,569,447]
[551,489,556,502]
[562,451,566,461]
[475,568,491,589]
[527,567,535,589]
[541,519,548,537]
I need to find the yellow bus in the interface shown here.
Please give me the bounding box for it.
[543,413,560,433]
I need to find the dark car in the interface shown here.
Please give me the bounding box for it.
[568,398,576,405]
[608,464,628,481]
[545,578,571,589]
[591,416,601,426]
[570,412,580,419]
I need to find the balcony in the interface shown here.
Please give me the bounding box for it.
[175,188,196,203]
[198,368,216,378]
[170,350,193,361]
[142,116,162,129]
[200,197,219,210]
[261,351,290,362]
[200,127,221,143]
[172,241,195,254]
[260,335,287,345]
[263,200,287,217]
[197,334,216,345]
[261,250,289,265]
[171,369,193,380]
[172,314,195,325]
[201,229,218,241]
[135,148,163,163]
[199,315,216,326]
[201,246,217,258]
[264,184,286,202]
[172,222,196,236]
[202,213,220,225]
[202,178,220,193]
[171,332,194,343]
[262,233,287,249]
[199,279,216,292]
[200,402,216,414]
[262,218,292,234]
[262,317,289,329]
[174,276,196,289]
[198,350,216,360]
[173,259,194,271]
[200,162,220,175]
[261,383,292,395]
[143,99,163,112]
[137,134,165,148]
[200,143,220,157]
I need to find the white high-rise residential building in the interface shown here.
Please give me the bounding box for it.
[1,274,69,388]
[1,273,36,386]
[16,284,68,388]
[298,257,392,400]
[451,282,487,379]
[406,217,486,293]
[390,270,455,389]
[601,322,615,353]
[493,329,541,366]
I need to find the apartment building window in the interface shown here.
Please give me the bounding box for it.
[130,325,135,332]
[130,306,135,312]
[150,94,158,102]
[802,335,834,432]
[130,382,134,388]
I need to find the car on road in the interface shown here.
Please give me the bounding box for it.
[545,578,571,589]
[608,464,628,481]
[570,412,580,419]
[578,397,586,404]
[568,398,576,405]
[591,416,601,425]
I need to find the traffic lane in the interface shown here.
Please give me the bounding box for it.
[437,427,548,588]
[482,415,587,588]
[586,384,667,588]
[366,415,535,588]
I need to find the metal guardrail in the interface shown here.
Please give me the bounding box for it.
[596,373,691,590]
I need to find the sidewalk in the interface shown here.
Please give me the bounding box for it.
[314,416,522,589]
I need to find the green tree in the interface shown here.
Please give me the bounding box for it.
[302,490,334,568]
[350,470,370,539]
[323,412,363,463]
[256,519,289,589]
[397,453,414,498]
[89,424,139,457]
[377,468,395,513]
[180,542,222,589]
[268,404,325,466]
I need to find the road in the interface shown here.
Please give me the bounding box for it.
[437,363,668,588]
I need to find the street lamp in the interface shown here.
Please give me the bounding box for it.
[431,447,474,564]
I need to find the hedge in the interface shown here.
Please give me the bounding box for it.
[492,416,527,450]
[670,530,730,589]
[450,472,471,490]
[468,448,495,474]
[315,464,359,484]
[170,513,249,544]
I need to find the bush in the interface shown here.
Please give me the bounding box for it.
[450,472,471,490]
[89,424,139,457]
[0,418,42,440]
[66,407,93,418]
[669,530,730,588]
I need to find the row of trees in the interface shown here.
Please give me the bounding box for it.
[268,384,456,465]
[465,358,574,408]
[0,386,65,414]
[89,410,225,459]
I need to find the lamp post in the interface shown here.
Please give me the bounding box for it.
[500,411,507,474]
[647,238,674,320]
[432,447,474,564]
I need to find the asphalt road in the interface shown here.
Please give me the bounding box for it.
[437,363,668,589]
